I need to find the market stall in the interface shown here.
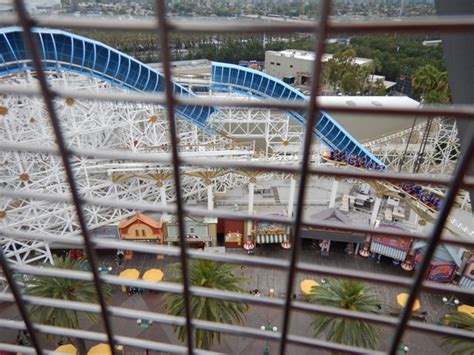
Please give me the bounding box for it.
[369,224,412,262]
[118,213,163,260]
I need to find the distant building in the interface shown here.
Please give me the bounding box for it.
[395,75,414,98]
[326,37,351,45]
[0,0,61,14]
[118,213,164,260]
[264,49,373,86]
[422,39,442,46]
[368,74,397,93]
[165,216,215,248]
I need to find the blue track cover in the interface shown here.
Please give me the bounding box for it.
[0,26,215,131]
[211,62,384,168]
[0,27,382,167]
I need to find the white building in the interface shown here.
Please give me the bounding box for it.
[264,49,373,86]
[0,0,61,14]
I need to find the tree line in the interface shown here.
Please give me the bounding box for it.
[71,30,444,81]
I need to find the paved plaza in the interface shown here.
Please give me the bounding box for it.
[0,246,460,354]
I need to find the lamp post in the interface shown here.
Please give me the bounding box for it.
[397,345,409,354]
[321,278,330,288]
[137,319,153,355]
[137,319,153,329]
[442,296,460,307]
[260,323,277,355]
[98,265,112,274]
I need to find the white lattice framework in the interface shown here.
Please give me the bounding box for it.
[0,72,257,264]
[366,118,459,175]
[1,70,469,265]
[364,117,470,211]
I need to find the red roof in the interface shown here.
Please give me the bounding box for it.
[118,213,162,229]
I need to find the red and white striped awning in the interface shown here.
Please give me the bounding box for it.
[370,240,408,261]
[459,275,474,289]
[256,233,287,244]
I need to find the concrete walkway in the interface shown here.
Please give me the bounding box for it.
[0,246,458,354]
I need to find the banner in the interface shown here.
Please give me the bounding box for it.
[427,262,456,282]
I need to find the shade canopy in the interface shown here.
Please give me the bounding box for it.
[55,344,77,354]
[300,279,320,295]
[143,268,164,282]
[396,293,421,311]
[87,343,112,355]
[119,268,140,280]
[457,304,474,317]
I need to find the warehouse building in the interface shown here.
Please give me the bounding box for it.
[264,49,373,86]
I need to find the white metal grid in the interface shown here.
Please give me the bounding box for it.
[0,1,473,354]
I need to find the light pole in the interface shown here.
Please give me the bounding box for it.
[137,319,153,355]
[98,265,112,274]
[442,296,460,307]
[397,345,409,354]
[137,319,153,329]
[260,323,278,355]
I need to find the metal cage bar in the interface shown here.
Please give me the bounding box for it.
[12,0,118,352]
[279,1,332,354]
[155,0,195,353]
[0,0,473,354]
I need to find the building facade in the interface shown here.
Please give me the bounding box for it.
[264,49,373,86]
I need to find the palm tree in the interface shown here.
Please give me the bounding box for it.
[412,64,450,104]
[442,311,474,355]
[308,278,381,350]
[163,260,249,350]
[25,256,111,353]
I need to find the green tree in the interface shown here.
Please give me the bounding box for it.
[412,64,450,103]
[25,256,111,353]
[368,78,387,96]
[325,48,358,91]
[325,49,386,96]
[309,278,381,350]
[163,260,249,350]
[442,311,474,355]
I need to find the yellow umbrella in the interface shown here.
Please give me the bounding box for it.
[87,343,112,355]
[55,344,77,354]
[119,268,140,279]
[143,268,164,282]
[457,304,474,317]
[300,279,319,295]
[119,268,140,292]
[396,293,421,311]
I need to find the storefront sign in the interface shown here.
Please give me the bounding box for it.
[370,240,408,261]
[427,262,456,282]
[372,235,411,251]
[90,226,119,239]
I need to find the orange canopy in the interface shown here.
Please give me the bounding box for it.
[457,304,474,317]
[300,279,320,295]
[143,268,164,282]
[396,293,421,311]
[119,268,140,280]
[87,343,112,355]
[55,344,77,354]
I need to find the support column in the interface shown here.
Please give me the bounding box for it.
[160,184,171,223]
[288,176,296,218]
[247,179,255,237]
[329,179,339,208]
[160,185,167,208]
[207,183,214,211]
[370,196,382,227]
[355,242,360,256]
